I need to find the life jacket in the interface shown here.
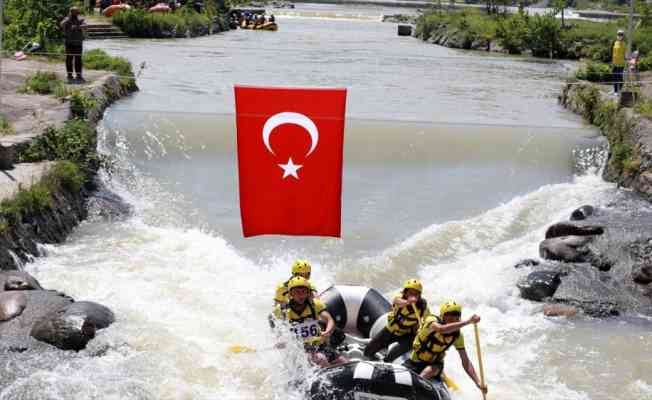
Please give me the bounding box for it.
[386,297,428,336]
[410,316,461,363]
[613,40,626,67]
[278,299,323,345]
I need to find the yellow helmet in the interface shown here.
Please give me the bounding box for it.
[403,279,422,293]
[291,259,312,275]
[440,301,462,317]
[287,276,311,291]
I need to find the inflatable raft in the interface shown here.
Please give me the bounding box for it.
[311,286,451,400]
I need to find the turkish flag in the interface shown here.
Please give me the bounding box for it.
[235,85,347,237]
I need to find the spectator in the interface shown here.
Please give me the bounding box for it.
[60,7,86,84]
[611,29,626,96]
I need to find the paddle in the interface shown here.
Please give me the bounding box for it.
[411,303,459,392]
[474,323,487,400]
[227,344,279,354]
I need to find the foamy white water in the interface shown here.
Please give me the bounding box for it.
[4,4,651,400]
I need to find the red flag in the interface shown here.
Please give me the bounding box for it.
[235,85,347,237]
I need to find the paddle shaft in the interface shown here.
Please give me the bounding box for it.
[473,323,487,400]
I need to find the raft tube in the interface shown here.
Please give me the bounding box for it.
[310,360,450,400]
[102,4,130,17]
[320,285,390,339]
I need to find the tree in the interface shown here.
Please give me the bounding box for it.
[3,0,73,50]
[552,0,567,29]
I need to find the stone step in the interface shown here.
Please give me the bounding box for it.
[87,35,129,40]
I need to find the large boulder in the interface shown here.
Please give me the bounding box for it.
[0,290,73,338]
[0,291,27,321]
[30,301,114,351]
[539,235,593,263]
[0,271,43,291]
[633,264,652,285]
[545,222,604,239]
[517,270,562,301]
[570,205,595,221]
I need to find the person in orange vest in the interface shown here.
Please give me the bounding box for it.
[612,29,626,96]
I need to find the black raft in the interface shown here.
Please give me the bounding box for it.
[310,360,450,400]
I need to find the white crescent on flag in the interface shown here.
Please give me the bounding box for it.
[262,112,319,157]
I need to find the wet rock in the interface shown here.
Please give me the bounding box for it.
[545,222,604,239]
[86,187,132,221]
[0,292,27,321]
[0,271,43,291]
[570,205,595,221]
[551,298,620,318]
[633,264,652,285]
[514,259,540,269]
[0,290,73,338]
[539,235,593,263]
[30,301,114,351]
[63,301,115,330]
[543,303,578,317]
[517,270,562,301]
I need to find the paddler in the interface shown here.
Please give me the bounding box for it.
[273,276,348,368]
[364,279,430,362]
[403,301,487,396]
[274,260,318,306]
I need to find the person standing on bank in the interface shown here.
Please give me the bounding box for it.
[60,7,86,84]
[612,29,626,96]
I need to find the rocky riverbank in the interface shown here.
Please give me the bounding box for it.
[512,81,652,318]
[0,56,136,351]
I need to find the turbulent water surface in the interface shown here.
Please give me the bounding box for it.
[3,3,652,400]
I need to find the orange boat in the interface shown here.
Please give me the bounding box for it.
[102,4,130,17]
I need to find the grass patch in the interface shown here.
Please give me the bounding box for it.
[82,49,136,90]
[18,71,65,97]
[636,97,652,119]
[112,7,212,38]
[19,119,99,174]
[0,160,84,230]
[70,92,97,120]
[0,115,13,135]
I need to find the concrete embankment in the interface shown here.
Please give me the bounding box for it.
[0,58,136,269]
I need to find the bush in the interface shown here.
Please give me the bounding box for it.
[576,61,612,82]
[527,14,562,58]
[47,160,85,192]
[2,0,73,51]
[0,115,13,135]
[496,13,529,54]
[635,97,652,119]
[112,7,212,38]
[70,92,97,120]
[20,119,99,174]
[83,49,136,90]
[18,71,61,95]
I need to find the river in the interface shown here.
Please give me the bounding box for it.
[3,3,652,400]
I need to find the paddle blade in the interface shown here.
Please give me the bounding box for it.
[228,345,256,353]
[442,374,460,392]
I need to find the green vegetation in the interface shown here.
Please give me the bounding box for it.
[416,8,652,63]
[20,120,100,175]
[635,97,652,119]
[112,6,213,38]
[0,115,13,135]
[576,61,612,82]
[0,161,84,229]
[70,92,97,120]
[18,71,68,97]
[83,49,137,90]
[2,0,73,51]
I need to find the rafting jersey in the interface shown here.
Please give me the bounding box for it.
[613,40,626,67]
[274,278,318,305]
[386,293,430,336]
[273,299,325,345]
[410,315,465,363]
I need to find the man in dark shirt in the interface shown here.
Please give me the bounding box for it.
[60,7,86,83]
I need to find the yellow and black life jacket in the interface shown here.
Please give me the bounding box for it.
[386,297,428,336]
[410,315,464,363]
[275,299,325,345]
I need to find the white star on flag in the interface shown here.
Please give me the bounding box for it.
[278,157,303,179]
